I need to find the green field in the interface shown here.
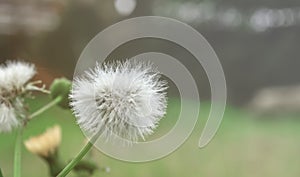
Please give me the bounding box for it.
[0,97,299,177]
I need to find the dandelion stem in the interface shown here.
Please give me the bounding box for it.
[13,127,23,177]
[29,96,62,119]
[57,141,94,177]
[0,167,3,177]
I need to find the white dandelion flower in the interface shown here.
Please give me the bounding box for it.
[0,61,36,93]
[0,103,19,132]
[0,61,37,133]
[70,60,168,143]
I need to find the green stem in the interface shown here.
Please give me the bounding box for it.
[57,141,94,177]
[29,96,62,119]
[13,127,23,177]
[0,167,4,177]
[43,150,65,177]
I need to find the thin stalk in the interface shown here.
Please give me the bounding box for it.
[13,127,23,177]
[29,96,62,119]
[0,167,3,177]
[57,141,94,177]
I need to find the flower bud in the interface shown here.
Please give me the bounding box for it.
[24,125,61,157]
[50,78,71,109]
[24,125,64,176]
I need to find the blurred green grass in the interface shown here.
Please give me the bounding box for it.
[0,96,300,177]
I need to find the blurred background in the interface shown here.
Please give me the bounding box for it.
[0,0,300,177]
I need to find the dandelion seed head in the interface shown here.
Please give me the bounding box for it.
[0,61,36,133]
[0,61,36,93]
[70,60,168,143]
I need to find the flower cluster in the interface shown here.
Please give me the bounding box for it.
[0,59,169,177]
[70,60,168,143]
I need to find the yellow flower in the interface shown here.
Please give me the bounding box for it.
[24,125,61,157]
